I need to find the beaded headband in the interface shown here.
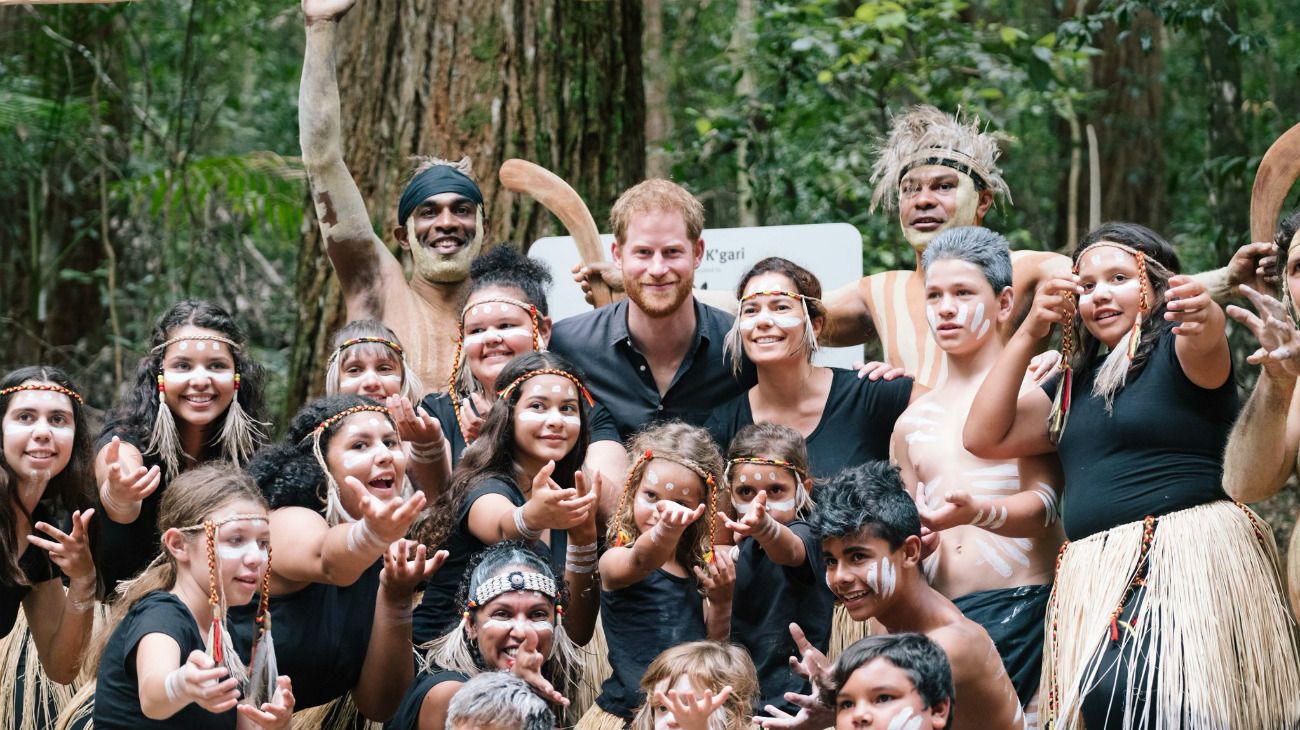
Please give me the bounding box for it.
[898,149,993,191]
[176,513,269,533]
[309,404,392,436]
[738,289,817,305]
[151,334,240,353]
[469,570,557,608]
[612,448,719,561]
[724,456,805,481]
[497,368,594,407]
[329,336,404,360]
[448,297,546,429]
[0,383,84,406]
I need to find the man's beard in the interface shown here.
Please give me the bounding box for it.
[901,173,980,252]
[406,214,484,284]
[625,276,693,318]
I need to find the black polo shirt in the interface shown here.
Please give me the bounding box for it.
[549,298,753,439]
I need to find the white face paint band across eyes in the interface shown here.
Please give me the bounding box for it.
[516,410,581,426]
[734,496,797,515]
[737,313,804,330]
[217,542,268,563]
[463,327,533,346]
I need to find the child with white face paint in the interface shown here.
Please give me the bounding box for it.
[896,227,1064,720]
[629,641,760,730]
[412,352,601,654]
[769,462,1022,730]
[0,367,99,722]
[394,542,582,730]
[716,423,835,716]
[828,634,954,730]
[89,464,294,729]
[578,422,734,729]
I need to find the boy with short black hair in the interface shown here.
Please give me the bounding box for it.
[826,633,953,730]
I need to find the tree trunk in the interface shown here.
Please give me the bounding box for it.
[1087,7,1165,231]
[643,0,670,178]
[286,0,646,420]
[1198,0,1248,263]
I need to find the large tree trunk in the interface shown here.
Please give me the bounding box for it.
[286,0,646,420]
[1086,8,1165,231]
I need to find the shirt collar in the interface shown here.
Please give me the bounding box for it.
[609,297,713,349]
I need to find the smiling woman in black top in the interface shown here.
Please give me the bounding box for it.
[705,257,915,480]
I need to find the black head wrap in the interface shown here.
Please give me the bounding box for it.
[397,165,485,226]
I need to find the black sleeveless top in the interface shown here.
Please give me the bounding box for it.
[1046,330,1238,540]
[0,502,61,637]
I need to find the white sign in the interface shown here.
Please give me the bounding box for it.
[529,223,865,368]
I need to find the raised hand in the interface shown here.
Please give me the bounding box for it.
[571,261,625,307]
[385,395,445,452]
[508,627,569,707]
[1027,349,1063,383]
[522,461,596,531]
[237,675,295,729]
[693,539,736,603]
[100,436,162,514]
[1024,277,1081,340]
[652,499,706,536]
[852,360,908,381]
[1225,240,1281,296]
[720,492,780,542]
[457,392,490,443]
[654,686,732,730]
[302,0,357,23]
[379,539,447,597]
[168,650,240,714]
[28,509,95,581]
[1164,274,1215,336]
[914,489,984,533]
[569,469,600,544]
[343,475,427,545]
[756,624,834,730]
[1227,284,1300,378]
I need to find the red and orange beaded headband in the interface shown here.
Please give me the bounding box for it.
[329,337,404,361]
[497,368,594,407]
[0,383,84,406]
[309,404,392,436]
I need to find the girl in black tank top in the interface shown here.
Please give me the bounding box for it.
[964,223,1300,729]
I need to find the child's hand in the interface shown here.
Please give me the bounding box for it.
[379,539,447,597]
[100,436,161,512]
[914,489,990,532]
[720,492,781,543]
[1165,274,1214,336]
[693,542,736,603]
[523,461,596,531]
[343,476,427,546]
[653,500,706,534]
[757,626,834,730]
[457,392,490,443]
[654,686,732,730]
[385,395,445,452]
[237,675,295,729]
[168,650,240,713]
[29,508,95,581]
[508,627,569,707]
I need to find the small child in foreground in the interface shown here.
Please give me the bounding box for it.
[826,633,953,730]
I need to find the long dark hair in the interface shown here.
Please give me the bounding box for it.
[1069,222,1180,379]
[419,351,591,548]
[0,367,93,585]
[102,300,267,458]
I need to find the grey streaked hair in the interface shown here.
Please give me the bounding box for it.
[445,672,555,730]
[921,226,1013,293]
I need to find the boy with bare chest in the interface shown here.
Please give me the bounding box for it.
[891,227,1064,724]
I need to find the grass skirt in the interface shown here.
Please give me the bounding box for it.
[575,702,627,730]
[1042,501,1300,730]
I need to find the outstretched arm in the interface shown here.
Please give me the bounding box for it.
[1190,241,1280,304]
[817,277,877,348]
[301,0,402,318]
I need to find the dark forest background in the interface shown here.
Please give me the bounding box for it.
[2,0,1298,535]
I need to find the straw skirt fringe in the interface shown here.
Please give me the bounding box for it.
[0,605,104,730]
[572,614,614,720]
[290,693,382,730]
[1042,501,1300,730]
[575,702,628,730]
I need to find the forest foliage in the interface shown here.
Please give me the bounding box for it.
[1,0,1299,522]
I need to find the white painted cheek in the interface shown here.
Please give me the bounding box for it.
[516,411,550,423]
[737,318,758,332]
[378,372,403,383]
[208,371,235,384]
[734,501,753,516]
[879,557,897,598]
[764,497,798,512]
[635,494,656,508]
[462,332,492,346]
[163,371,194,387]
[216,543,269,563]
[925,304,939,333]
[969,301,985,334]
[770,314,804,329]
[560,415,581,426]
[528,621,554,634]
[866,561,880,594]
[887,707,922,730]
[481,618,520,631]
[341,452,367,469]
[2,423,34,439]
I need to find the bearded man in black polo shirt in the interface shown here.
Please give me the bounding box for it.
[549,179,752,475]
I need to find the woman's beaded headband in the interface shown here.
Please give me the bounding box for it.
[469,570,557,608]
[310,404,391,436]
[0,383,84,406]
[497,368,594,407]
[151,334,240,353]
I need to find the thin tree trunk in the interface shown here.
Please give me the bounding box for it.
[286,0,646,417]
[643,0,670,178]
[1199,0,1248,261]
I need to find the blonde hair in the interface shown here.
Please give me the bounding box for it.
[605,422,727,570]
[631,641,760,730]
[610,179,705,244]
[87,463,267,674]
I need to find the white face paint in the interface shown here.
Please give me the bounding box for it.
[925,304,939,332]
[516,410,581,426]
[735,496,797,515]
[968,300,989,339]
[480,616,554,634]
[737,313,805,331]
[463,326,533,346]
[866,557,897,598]
[217,542,269,563]
[646,469,660,485]
[887,707,923,730]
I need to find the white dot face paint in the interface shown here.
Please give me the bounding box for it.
[196,341,207,351]
[178,341,189,351]
[754,472,763,482]
[768,471,777,481]
[551,385,562,393]
[665,482,675,492]
[531,384,544,394]
[738,474,747,483]
[499,304,510,313]
[646,469,660,485]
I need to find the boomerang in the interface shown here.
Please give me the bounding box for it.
[1251,121,1300,245]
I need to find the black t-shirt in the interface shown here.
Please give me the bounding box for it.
[418,392,623,466]
[388,666,470,730]
[93,428,171,595]
[94,591,237,729]
[412,476,567,644]
[730,520,834,714]
[227,561,382,710]
[596,569,706,719]
[0,502,62,638]
[549,298,756,440]
[706,368,913,479]
[1044,330,1238,540]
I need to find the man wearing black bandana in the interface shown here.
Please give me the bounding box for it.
[300,0,485,389]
